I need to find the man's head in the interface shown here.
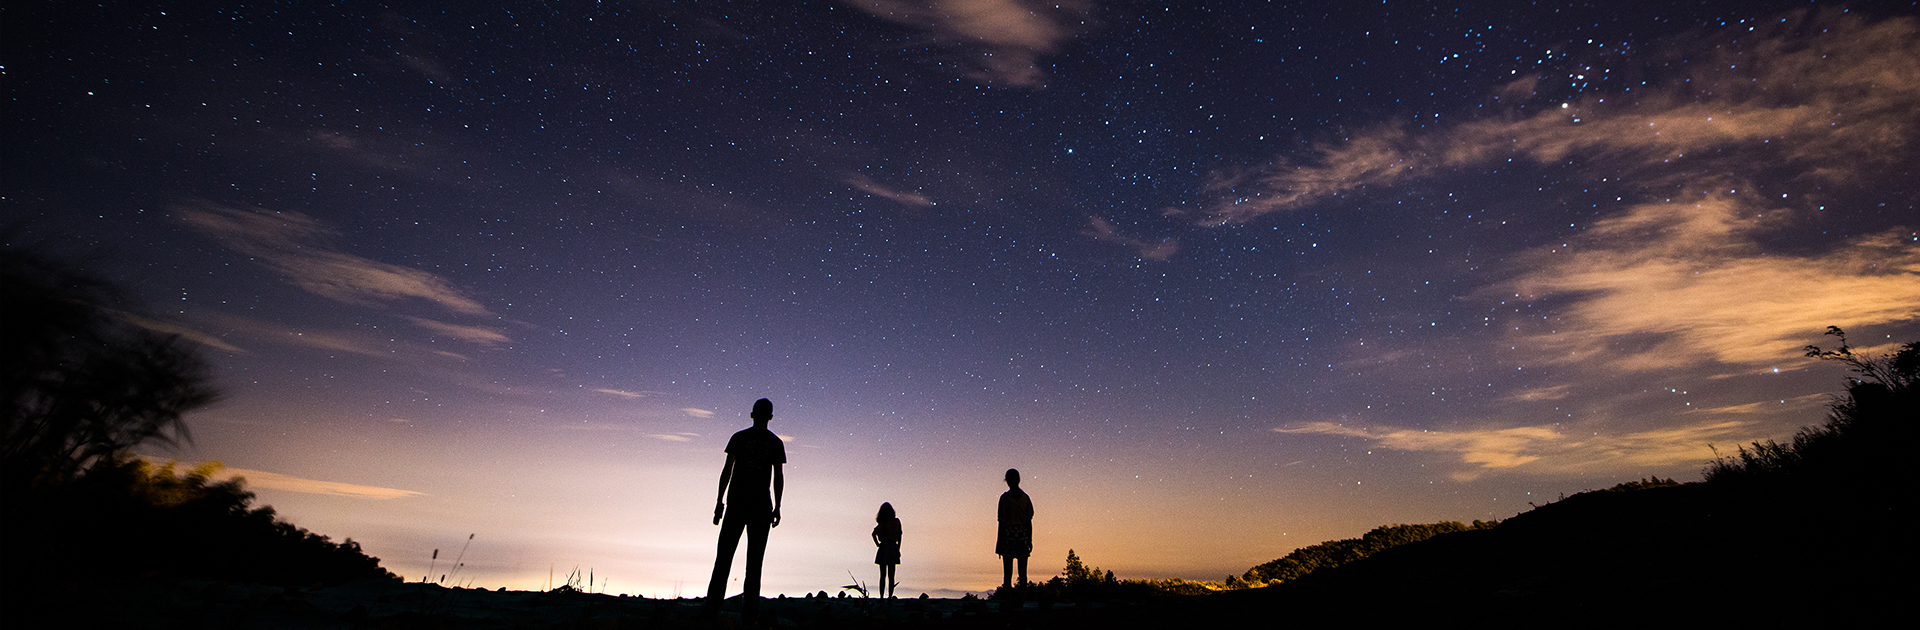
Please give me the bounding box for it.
[1005,468,1020,486]
[751,398,773,421]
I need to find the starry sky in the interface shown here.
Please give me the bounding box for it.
[6,0,1918,597]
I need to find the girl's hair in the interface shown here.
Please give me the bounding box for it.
[877,502,895,521]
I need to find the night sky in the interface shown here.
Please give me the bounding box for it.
[6,0,1917,597]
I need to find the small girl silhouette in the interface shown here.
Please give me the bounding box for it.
[872,502,902,598]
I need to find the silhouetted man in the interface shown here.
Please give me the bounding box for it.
[996,468,1033,588]
[705,398,785,622]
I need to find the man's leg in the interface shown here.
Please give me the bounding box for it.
[1015,556,1028,586]
[741,516,772,622]
[705,515,747,614]
[1001,556,1013,589]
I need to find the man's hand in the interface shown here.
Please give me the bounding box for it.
[770,506,782,528]
[713,501,725,525]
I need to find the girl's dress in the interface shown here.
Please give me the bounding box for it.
[874,517,902,565]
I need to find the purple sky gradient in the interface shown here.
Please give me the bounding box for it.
[6,0,1917,596]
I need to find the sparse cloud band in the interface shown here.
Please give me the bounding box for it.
[177,202,491,316]
[1276,418,1761,481]
[1202,11,1920,224]
[849,0,1092,88]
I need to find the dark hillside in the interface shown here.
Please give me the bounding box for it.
[1209,481,1894,627]
[1192,334,1914,627]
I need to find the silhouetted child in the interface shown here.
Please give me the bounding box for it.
[996,468,1033,588]
[872,502,901,598]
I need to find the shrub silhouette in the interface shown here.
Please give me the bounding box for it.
[1,247,218,491]
[1237,520,1499,585]
[46,456,393,586]
[1601,476,1679,492]
[990,549,1211,603]
[2,247,391,595]
[1704,327,1918,486]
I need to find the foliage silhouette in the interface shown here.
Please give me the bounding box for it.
[989,549,1231,604]
[1060,549,1107,585]
[1704,327,1918,486]
[1601,476,1679,492]
[5,452,394,609]
[1235,520,1499,586]
[2,247,391,607]
[1,247,219,491]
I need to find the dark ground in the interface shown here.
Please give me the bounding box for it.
[6,479,1897,628]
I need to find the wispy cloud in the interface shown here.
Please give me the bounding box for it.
[223,467,425,499]
[1084,216,1179,261]
[1690,394,1828,416]
[849,0,1092,88]
[116,311,249,354]
[648,432,700,442]
[406,317,510,346]
[177,201,490,316]
[1278,422,1561,471]
[1507,385,1570,402]
[1202,11,1920,224]
[1277,418,1759,481]
[682,408,715,418]
[1200,11,1920,370]
[193,311,412,360]
[1500,195,1920,370]
[846,173,935,207]
[185,312,529,393]
[596,389,649,400]
[138,457,424,499]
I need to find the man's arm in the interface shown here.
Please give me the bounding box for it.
[713,454,735,525]
[770,463,785,527]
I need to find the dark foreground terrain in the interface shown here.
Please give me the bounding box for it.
[9,475,1893,629]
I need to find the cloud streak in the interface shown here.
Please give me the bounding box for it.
[177,201,490,316]
[138,457,424,500]
[846,173,935,207]
[849,0,1091,88]
[117,311,249,354]
[1084,216,1178,261]
[595,389,648,399]
[1202,11,1920,224]
[1202,11,1920,370]
[1501,194,1920,370]
[222,467,425,500]
[406,316,511,346]
[1277,418,1759,481]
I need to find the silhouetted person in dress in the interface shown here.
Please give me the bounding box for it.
[996,468,1033,588]
[872,502,901,598]
[705,398,785,622]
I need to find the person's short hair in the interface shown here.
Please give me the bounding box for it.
[1005,468,1020,484]
[751,398,773,420]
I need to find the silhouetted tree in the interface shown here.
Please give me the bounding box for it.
[2,246,390,597]
[1,247,218,491]
[1803,326,1919,392]
[1704,326,1918,485]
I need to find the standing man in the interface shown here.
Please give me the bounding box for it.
[705,398,785,622]
[996,468,1033,589]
